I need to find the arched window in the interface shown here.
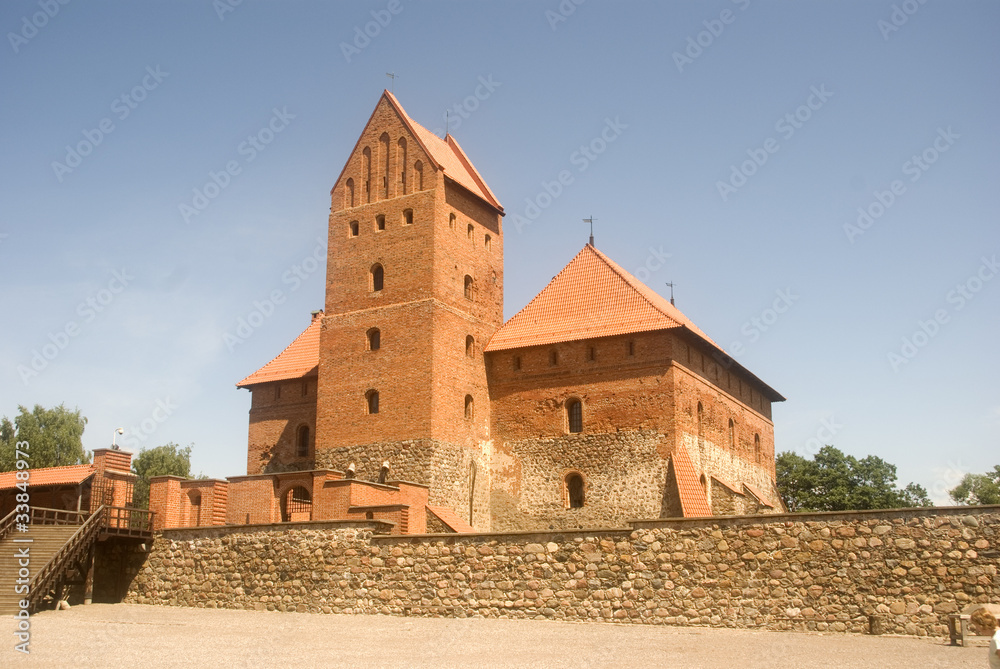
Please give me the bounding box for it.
[367,328,381,351]
[349,220,359,237]
[464,394,474,419]
[728,418,736,449]
[464,275,473,300]
[449,212,456,229]
[467,223,474,240]
[282,485,312,522]
[375,214,386,231]
[379,132,390,198]
[415,160,423,190]
[465,335,474,358]
[567,398,583,434]
[566,473,585,509]
[366,390,379,414]
[485,234,491,250]
[754,433,761,463]
[296,425,310,458]
[362,147,372,202]
[371,264,384,292]
[402,209,413,225]
[345,178,355,208]
[397,137,407,193]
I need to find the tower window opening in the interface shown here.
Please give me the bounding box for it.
[367,328,381,351]
[375,214,386,231]
[485,234,491,250]
[371,264,384,292]
[464,394,474,419]
[566,473,585,509]
[366,390,380,414]
[402,209,413,225]
[345,178,355,208]
[464,275,473,300]
[467,223,474,240]
[349,221,359,237]
[449,213,456,229]
[567,399,583,434]
[465,335,475,358]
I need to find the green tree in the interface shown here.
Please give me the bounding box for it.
[0,404,89,471]
[776,445,932,512]
[131,442,192,509]
[949,465,1000,505]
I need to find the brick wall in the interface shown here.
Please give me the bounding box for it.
[126,506,1000,638]
[245,377,317,474]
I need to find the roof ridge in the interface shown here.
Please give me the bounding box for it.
[585,245,682,330]
[444,134,502,211]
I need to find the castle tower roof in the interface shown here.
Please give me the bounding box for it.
[236,311,323,387]
[485,243,784,401]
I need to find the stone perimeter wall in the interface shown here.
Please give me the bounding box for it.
[125,506,999,638]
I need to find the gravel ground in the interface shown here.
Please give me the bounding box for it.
[5,604,989,668]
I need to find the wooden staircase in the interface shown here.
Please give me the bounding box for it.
[0,506,153,614]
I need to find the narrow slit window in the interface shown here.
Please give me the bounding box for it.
[368,328,381,351]
[465,335,475,358]
[567,399,583,433]
[375,214,386,231]
[566,473,585,509]
[464,275,473,300]
[464,394,474,419]
[371,264,384,292]
[350,221,359,237]
[366,390,380,414]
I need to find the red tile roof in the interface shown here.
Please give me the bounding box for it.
[486,244,720,352]
[0,464,94,492]
[237,312,322,388]
[671,445,712,517]
[334,91,503,213]
[710,475,742,496]
[426,505,476,533]
[743,483,776,509]
[485,243,785,402]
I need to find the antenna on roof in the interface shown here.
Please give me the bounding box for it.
[583,216,596,246]
[666,281,676,306]
[445,110,450,137]
[385,72,396,93]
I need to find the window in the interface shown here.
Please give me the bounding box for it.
[362,147,372,202]
[464,275,473,300]
[465,335,474,358]
[567,399,582,433]
[566,473,585,509]
[402,209,413,225]
[349,220,359,237]
[366,390,379,414]
[345,178,355,208]
[397,137,407,193]
[282,486,312,522]
[464,394,474,419]
[449,212,456,229]
[415,160,423,190]
[379,132,390,199]
[754,433,761,463]
[728,418,735,449]
[367,327,381,351]
[467,223,474,240]
[375,214,386,231]
[296,425,310,458]
[549,350,558,366]
[485,234,491,251]
[371,264,384,291]
[513,356,521,371]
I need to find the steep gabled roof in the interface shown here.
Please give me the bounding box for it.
[0,464,94,492]
[743,482,777,509]
[485,243,784,402]
[237,312,322,388]
[333,90,503,213]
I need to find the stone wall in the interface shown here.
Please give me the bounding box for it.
[125,506,999,637]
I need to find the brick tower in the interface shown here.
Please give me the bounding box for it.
[314,91,504,529]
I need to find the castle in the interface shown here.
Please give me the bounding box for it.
[149,91,785,533]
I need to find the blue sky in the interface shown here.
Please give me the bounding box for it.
[1,1,997,504]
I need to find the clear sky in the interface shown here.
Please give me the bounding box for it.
[1,1,997,503]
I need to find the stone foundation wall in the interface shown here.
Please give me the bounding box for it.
[125,506,1000,637]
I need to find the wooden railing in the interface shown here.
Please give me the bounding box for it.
[30,507,88,525]
[28,506,107,611]
[104,506,154,538]
[0,508,16,543]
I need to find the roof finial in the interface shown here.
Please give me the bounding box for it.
[666,281,676,306]
[385,72,396,93]
[583,216,596,246]
[445,109,450,137]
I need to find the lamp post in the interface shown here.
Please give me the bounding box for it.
[112,427,124,449]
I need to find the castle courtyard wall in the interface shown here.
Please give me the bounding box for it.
[125,506,999,638]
